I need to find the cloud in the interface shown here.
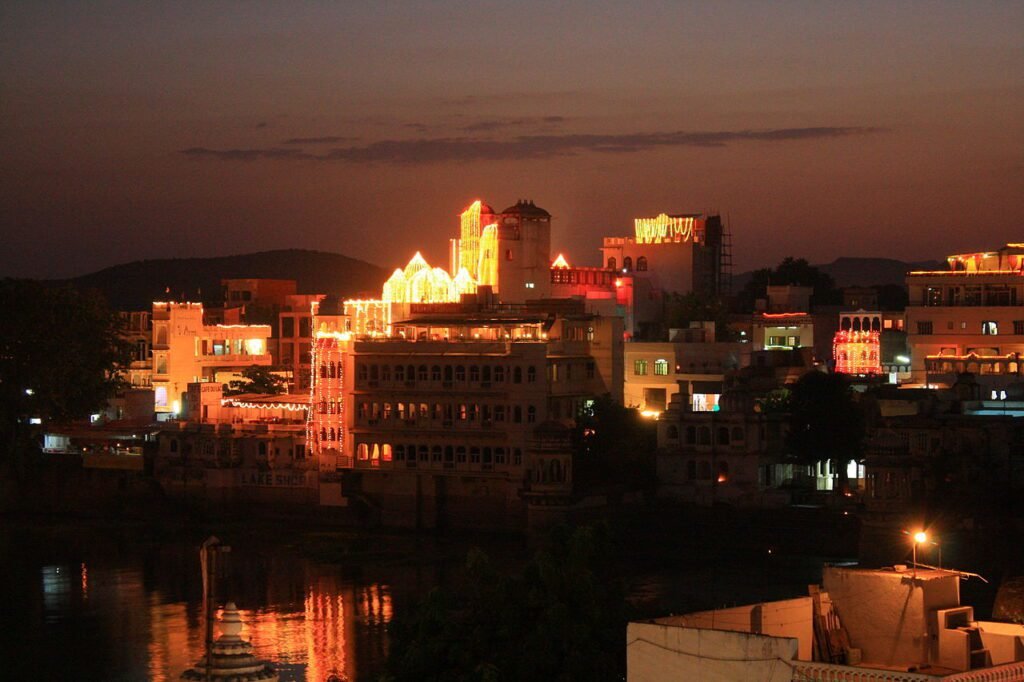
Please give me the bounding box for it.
[182,126,884,164]
[181,147,314,160]
[281,136,356,145]
[460,115,569,132]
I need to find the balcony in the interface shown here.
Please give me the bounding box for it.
[197,353,272,367]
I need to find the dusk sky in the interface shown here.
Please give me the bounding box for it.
[2,1,1022,279]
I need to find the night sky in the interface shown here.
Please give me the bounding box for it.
[2,1,1021,279]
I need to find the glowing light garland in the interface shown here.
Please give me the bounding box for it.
[833,330,881,375]
[551,254,570,269]
[306,331,347,465]
[459,201,482,279]
[633,214,696,244]
[221,398,308,412]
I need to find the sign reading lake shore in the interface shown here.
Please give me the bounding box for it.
[236,470,317,488]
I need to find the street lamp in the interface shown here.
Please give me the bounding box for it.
[912,531,927,577]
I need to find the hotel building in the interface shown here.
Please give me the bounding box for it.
[151,302,272,416]
[905,244,1024,389]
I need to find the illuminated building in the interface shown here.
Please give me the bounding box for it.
[306,300,623,528]
[905,243,1024,388]
[624,323,747,414]
[833,330,882,375]
[151,302,272,416]
[118,310,153,388]
[601,214,728,296]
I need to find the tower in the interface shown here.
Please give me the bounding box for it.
[497,199,552,302]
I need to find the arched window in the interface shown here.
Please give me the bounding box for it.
[685,426,696,445]
[432,446,442,462]
[527,406,536,423]
[456,365,466,382]
[330,362,338,378]
[717,427,730,446]
[371,444,380,460]
[444,365,453,381]
[382,444,393,461]
[357,443,368,459]
[329,428,336,442]
[470,365,480,382]
[431,365,441,381]
[169,439,178,453]
[527,366,536,383]
[636,256,648,271]
[395,365,405,381]
[667,425,679,440]
[320,428,327,442]
[841,317,852,331]
[495,366,505,383]
[623,256,633,271]
[320,364,328,378]
[607,257,617,270]
[717,461,729,483]
[417,365,428,381]
[852,318,862,331]
[406,365,415,382]
[482,366,492,382]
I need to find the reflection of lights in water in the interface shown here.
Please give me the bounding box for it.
[143,577,392,682]
[80,563,88,601]
[41,565,72,618]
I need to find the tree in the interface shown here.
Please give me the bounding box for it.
[663,291,736,341]
[223,365,287,396]
[786,370,865,493]
[0,279,131,463]
[386,524,628,681]
[735,257,841,312]
[572,396,657,489]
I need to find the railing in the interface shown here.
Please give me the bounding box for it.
[791,662,939,681]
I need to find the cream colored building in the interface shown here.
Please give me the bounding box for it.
[628,566,1024,681]
[151,302,272,416]
[906,245,1024,389]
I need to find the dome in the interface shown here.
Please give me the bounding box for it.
[500,199,550,218]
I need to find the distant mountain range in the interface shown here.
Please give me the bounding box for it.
[732,256,945,291]
[58,249,388,310]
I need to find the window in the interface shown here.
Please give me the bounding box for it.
[926,287,943,307]
[636,256,648,271]
[282,317,295,337]
[456,365,466,382]
[916,321,933,335]
[527,406,536,423]
[431,365,441,381]
[654,359,669,376]
[395,365,405,381]
[686,461,697,480]
[382,444,392,462]
[666,425,679,440]
[685,426,696,445]
[357,363,367,381]
[417,365,428,381]
[607,257,617,270]
[513,448,523,466]
[357,443,368,460]
[456,447,467,463]
[623,256,632,271]
[982,321,999,335]
[527,366,536,383]
[470,365,480,382]
[1015,321,1024,336]
[586,361,595,379]
[495,366,505,382]
[634,359,648,375]
[698,427,711,445]
[514,367,522,383]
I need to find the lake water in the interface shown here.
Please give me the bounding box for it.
[0,516,858,682]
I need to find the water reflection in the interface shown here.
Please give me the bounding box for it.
[6,532,396,682]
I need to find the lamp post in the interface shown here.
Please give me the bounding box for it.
[912,531,927,578]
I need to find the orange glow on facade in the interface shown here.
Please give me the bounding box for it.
[833,330,881,374]
[459,200,483,279]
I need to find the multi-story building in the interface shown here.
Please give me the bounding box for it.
[278,294,323,389]
[150,302,272,416]
[905,244,1024,389]
[624,323,748,414]
[306,301,623,529]
[118,310,153,388]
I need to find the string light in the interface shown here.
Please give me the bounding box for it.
[634,214,696,244]
[833,330,881,375]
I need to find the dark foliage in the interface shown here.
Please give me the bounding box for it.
[0,279,131,461]
[386,524,628,682]
[786,371,865,491]
[224,365,288,396]
[572,396,657,489]
[734,257,841,312]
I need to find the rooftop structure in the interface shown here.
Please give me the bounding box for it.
[628,565,1024,681]
[905,244,1024,388]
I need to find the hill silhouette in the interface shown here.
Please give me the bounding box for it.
[732,256,944,291]
[58,249,387,310]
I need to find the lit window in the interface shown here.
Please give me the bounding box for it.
[654,359,669,376]
[982,321,998,335]
[634,359,648,375]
